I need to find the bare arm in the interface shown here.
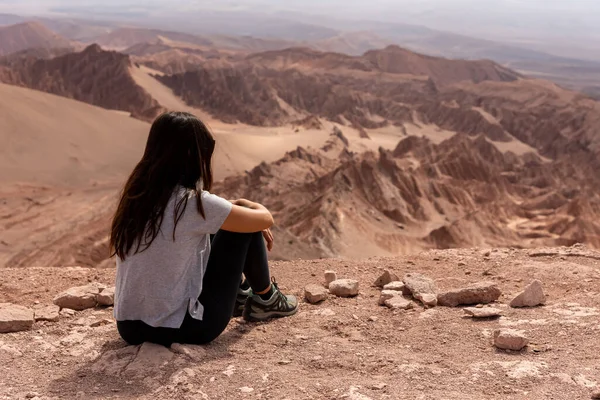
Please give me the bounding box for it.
[220,199,274,233]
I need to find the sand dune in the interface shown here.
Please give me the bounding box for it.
[0,82,149,187]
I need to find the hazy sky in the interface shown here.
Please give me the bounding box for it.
[2,0,598,43]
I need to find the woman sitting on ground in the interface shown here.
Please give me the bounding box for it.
[110,111,298,347]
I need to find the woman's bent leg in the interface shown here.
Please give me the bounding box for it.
[178,230,269,344]
[116,231,274,346]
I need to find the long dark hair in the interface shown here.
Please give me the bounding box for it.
[110,111,215,260]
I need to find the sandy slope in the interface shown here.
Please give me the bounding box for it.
[1,246,599,399]
[0,83,149,187]
[130,64,400,180]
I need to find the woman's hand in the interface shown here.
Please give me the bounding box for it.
[262,228,274,252]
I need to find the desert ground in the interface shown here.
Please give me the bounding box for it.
[1,246,600,399]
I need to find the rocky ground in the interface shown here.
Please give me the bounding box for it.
[1,245,600,399]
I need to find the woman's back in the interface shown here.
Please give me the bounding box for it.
[114,187,232,328]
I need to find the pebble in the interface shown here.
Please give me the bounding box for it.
[97,287,115,306]
[493,329,529,351]
[304,284,328,304]
[328,279,359,297]
[437,282,501,307]
[34,305,60,323]
[463,307,503,318]
[378,290,397,306]
[384,296,414,310]
[382,281,408,294]
[403,273,438,307]
[240,387,254,393]
[53,282,106,311]
[324,271,337,288]
[374,270,399,288]
[0,303,34,333]
[510,280,546,308]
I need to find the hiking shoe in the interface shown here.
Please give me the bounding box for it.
[233,287,252,318]
[242,278,298,322]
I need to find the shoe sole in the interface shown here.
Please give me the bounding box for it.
[243,307,298,322]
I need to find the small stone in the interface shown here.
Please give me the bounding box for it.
[34,305,60,322]
[403,273,437,307]
[278,360,292,365]
[463,307,503,318]
[97,287,115,306]
[419,294,438,308]
[90,319,112,327]
[304,284,328,304]
[368,316,378,322]
[324,271,337,288]
[53,282,106,311]
[370,383,387,390]
[0,303,34,333]
[60,308,76,318]
[124,342,174,377]
[493,329,529,351]
[329,279,359,298]
[171,343,207,362]
[458,262,466,267]
[510,280,546,308]
[378,290,397,306]
[374,270,399,288]
[384,297,414,310]
[382,281,409,295]
[240,387,254,393]
[437,282,501,307]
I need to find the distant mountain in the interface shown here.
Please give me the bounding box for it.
[0,44,163,121]
[0,21,74,56]
[155,45,520,127]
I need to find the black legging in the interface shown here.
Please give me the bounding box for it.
[116,230,271,346]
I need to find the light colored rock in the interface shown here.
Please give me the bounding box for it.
[403,273,438,307]
[304,284,328,304]
[344,386,373,400]
[90,318,113,327]
[34,305,60,322]
[53,282,106,311]
[374,270,399,288]
[171,343,207,362]
[329,279,359,298]
[464,307,503,318]
[419,294,438,308]
[97,287,115,306]
[0,303,34,333]
[59,308,76,318]
[382,281,409,295]
[437,282,501,307]
[494,329,529,351]
[384,296,414,310]
[324,271,337,288]
[240,387,254,393]
[378,290,397,306]
[90,346,140,376]
[125,342,174,377]
[510,280,546,308]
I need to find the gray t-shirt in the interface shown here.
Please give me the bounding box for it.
[114,188,233,328]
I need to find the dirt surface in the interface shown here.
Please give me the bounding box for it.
[1,245,599,399]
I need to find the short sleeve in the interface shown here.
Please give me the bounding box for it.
[197,191,233,234]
